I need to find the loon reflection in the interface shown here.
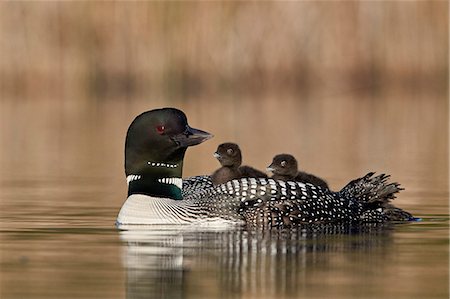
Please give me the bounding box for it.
[119,224,394,299]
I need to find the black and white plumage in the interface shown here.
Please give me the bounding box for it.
[116,108,414,228]
[182,175,213,198]
[181,173,412,228]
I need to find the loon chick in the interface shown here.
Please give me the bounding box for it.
[267,154,329,189]
[116,108,414,228]
[211,142,267,186]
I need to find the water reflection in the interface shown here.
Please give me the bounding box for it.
[120,224,394,299]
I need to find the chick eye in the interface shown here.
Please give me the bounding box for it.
[281,161,287,167]
[156,125,165,134]
[227,149,233,155]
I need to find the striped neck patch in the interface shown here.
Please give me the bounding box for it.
[126,175,142,185]
[158,177,183,190]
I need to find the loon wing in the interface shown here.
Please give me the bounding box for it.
[182,175,214,198]
[181,174,411,228]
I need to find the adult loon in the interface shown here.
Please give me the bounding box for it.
[267,154,329,189]
[211,142,267,186]
[116,108,414,228]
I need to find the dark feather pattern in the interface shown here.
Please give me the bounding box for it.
[182,175,214,198]
[182,172,412,228]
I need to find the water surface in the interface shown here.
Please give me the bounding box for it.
[1,96,448,298]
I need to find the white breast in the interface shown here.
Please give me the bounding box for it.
[116,194,200,225]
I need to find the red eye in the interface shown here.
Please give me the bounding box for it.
[156,125,165,134]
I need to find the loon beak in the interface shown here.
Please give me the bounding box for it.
[173,125,213,147]
[213,152,220,159]
[266,165,275,173]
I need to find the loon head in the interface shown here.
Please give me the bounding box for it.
[213,142,242,168]
[267,154,298,178]
[125,108,213,199]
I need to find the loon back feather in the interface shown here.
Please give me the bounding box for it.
[182,175,214,198]
[383,204,414,222]
[181,173,411,228]
[183,177,361,228]
[339,172,403,205]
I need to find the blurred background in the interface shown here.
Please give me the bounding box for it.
[0,1,448,211]
[0,2,448,299]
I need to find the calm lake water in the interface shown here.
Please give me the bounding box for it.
[0,94,448,299]
[1,2,448,298]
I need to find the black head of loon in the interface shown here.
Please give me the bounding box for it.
[125,108,212,200]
